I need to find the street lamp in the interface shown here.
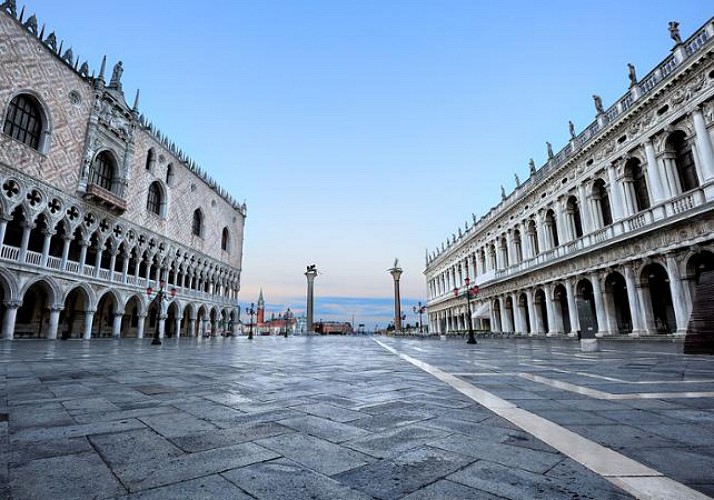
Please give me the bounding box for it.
[413,302,426,333]
[247,303,255,340]
[284,307,293,338]
[453,277,479,345]
[146,279,176,345]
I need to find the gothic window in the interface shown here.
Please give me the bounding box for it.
[166,163,174,186]
[147,181,162,215]
[668,131,699,192]
[221,227,230,251]
[3,94,43,150]
[192,209,203,237]
[90,151,116,192]
[145,148,155,171]
[625,158,650,212]
[592,179,612,227]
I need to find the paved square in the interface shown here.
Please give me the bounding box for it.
[0,336,713,499]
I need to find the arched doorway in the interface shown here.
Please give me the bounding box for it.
[604,272,632,334]
[553,284,571,334]
[165,301,178,338]
[16,281,53,338]
[122,295,143,338]
[197,305,208,337]
[504,296,515,333]
[642,263,675,334]
[492,299,502,332]
[182,304,194,337]
[94,292,117,338]
[576,279,598,334]
[61,287,89,339]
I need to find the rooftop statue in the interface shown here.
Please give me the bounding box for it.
[1,0,17,17]
[501,185,506,200]
[546,142,554,159]
[627,63,637,88]
[592,94,604,114]
[669,21,682,44]
[529,158,536,175]
[110,61,123,87]
[568,120,576,140]
[514,173,520,187]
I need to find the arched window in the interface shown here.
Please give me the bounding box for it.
[566,196,583,238]
[90,151,116,192]
[545,209,559,247]
[166,163,174,186]
[513,229,523,263]
[625,158,650,212]
[147,182,162,215]
[145,148,155,171]
[499,236,509,268]
[192,209,202,237]
[221,227,230,251]
[527,219,539,256]
[668,131,699,193]
[3,94,43,150]
[592,179,612,227]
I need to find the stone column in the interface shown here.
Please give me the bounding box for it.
[158,315,166,339]
[525,289,539,335]
[590,273,608,336]
[637,282,656,334]
[500,297,513,333]
[389,263,403,331]
[544,284,559,336]
[643,140,666,203]
[665,253,689,335]
[175,317,182,338]
[660,154,681,196]
[47,307,62,340]
[188,317,197,337]
[607,163,625,221]
[0,217,9,252]
[566,278,580,335]
[93,247,104,278]
[112,312,123,338]
[577,183,593,233]
[121,250,130,283]
[60,234,71,270]
[40,229,53,267]
[83,310,96,340]
[556,198,570,244]
[305,266,318,332]
[624,266,644,336]
[2,301,20,339]
[18,221,33,263]
[693,107,714,183]
[535,213,546,255]
[137,314,146,339]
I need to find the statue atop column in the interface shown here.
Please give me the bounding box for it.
[592,94,604,114]
[109,61,124,89]
[668,21,682,44]
[627,63,637,88]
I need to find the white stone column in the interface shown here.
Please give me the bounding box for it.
[556,199,570,243]
[637,283,656,334]
[60,235,71,271]
[591,273,608,336]
[660,154,681,196]
[137,314,146,339]
[111,313,123,338]
[535,213,547,254]
[0,217,8,252]
[18,221,33,263]
[175,317,182,338]
[47,307,61,340]
[693,107,714,182]
[501,297,513,333]
[83,310,96,340]
[506,232,516,266]
[108,250,118,282]
[577,184,593,234]
[121,251,130,283]
[624,266,644,336]
[544,284,559,336]
[665,254,689,335]
[188,317,197,337]
[566,278,580,335]
[93,247,104,278]
[644,140,666,203]
[158,315,166,339]
[2,301,20,339]
[40,229,53,267]
[525,290,537,335]
[512,293,523,334]
[607,164,625,221]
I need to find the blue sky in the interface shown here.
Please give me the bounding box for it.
[28,1,712,329]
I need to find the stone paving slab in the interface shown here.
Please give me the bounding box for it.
[2,336,713,498]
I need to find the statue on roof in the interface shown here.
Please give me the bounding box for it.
[1,1,17,17]
[514,173,520,187]
[546,142,554,159]
[79,62,89,77]
[109,60,123,88]
[472,213,477,224]
[592,94,604,114]
[501,185,506,201]
[568,120,576,140]
[44,31,57,51]
[668,21,681,44]
[23,14,38,34]
[529,158,536,175]
[627,63,637,88]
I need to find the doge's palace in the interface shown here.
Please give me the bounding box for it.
[425,17,714,339]
[0,3,246,339]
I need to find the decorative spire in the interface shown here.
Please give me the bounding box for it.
[98,55,107,82]
[257,289,265,307]
[133,89,140,112]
